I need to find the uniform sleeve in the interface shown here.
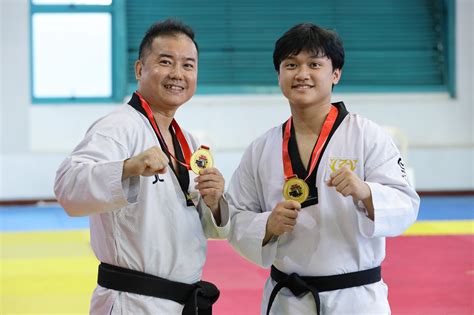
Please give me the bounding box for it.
[355,125,420,238]
[54,131,140,216]
[226,144,278,268]
[198,196,230,239]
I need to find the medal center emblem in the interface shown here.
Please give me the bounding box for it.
[190,147,214,174]
[283,177,309,203]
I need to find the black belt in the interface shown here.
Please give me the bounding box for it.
[267,265,381,315]
[97,263,219,315]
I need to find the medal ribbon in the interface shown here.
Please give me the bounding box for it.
[136,92,192,170]
[282,105,339,181]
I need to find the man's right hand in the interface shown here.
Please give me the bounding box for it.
[122,146,169,180]
[263,200,301,245]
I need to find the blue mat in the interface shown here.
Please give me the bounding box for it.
[0,196,472,231]
[416,196,473,220]
[0,205,89,231]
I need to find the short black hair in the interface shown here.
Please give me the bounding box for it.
[273,23,344,72]
[138,19,199,60]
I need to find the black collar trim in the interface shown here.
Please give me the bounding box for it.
[128,93,193,206]
[282,102,349,208]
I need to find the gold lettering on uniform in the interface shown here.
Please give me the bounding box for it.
[329,159,338,173]
[329,158,358,172]
[349,159,358,171]
[338,159,349,169]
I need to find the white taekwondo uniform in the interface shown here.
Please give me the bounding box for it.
[55,94,229,314]
[226,102,419,315]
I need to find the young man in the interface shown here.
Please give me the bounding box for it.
[54,20,229,314]
[226,23,420,314]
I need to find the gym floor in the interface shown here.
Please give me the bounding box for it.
[1,196,473,314]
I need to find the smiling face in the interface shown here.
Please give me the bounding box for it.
[278,50,341,109]
[135,34,198,112]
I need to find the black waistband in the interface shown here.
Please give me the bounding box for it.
[98,262,219,315]
[267,265,381,315]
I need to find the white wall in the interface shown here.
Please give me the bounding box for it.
[1,0,473,200]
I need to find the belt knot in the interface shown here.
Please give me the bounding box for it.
[286,273,311,297]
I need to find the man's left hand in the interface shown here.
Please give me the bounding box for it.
[327,166,374,220]
[194,167,225,219]
[327,166,370,200]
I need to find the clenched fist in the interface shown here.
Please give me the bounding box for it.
[122,146,169,180]
[327,166,374,219]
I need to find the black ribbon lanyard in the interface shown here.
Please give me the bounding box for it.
[128,93,193,206]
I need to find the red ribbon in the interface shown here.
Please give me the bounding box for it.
[282,105,339,181]
[136,92,192,170]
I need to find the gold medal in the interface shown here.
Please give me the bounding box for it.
[283,176,309,203]
[190,146,214,174]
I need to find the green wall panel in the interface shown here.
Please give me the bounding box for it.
[126,0,449,92]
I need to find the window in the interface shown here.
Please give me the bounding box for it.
[30,0,127,103]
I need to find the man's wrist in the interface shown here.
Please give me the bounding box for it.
[262,228,274,246]
[122,158,140,181]
[210,203,221,225]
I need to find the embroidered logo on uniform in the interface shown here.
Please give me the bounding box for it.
[329,158,358,172]
[398,157,407,179]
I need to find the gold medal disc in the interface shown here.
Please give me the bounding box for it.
[283,177,309,203]
[190,147,214,174]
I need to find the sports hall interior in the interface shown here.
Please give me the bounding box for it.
[1,0,472,314]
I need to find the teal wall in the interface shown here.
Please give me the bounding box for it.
[126,0,453,93]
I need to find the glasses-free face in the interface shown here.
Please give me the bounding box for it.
[135,34,198,112]
[278,50,341,109]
